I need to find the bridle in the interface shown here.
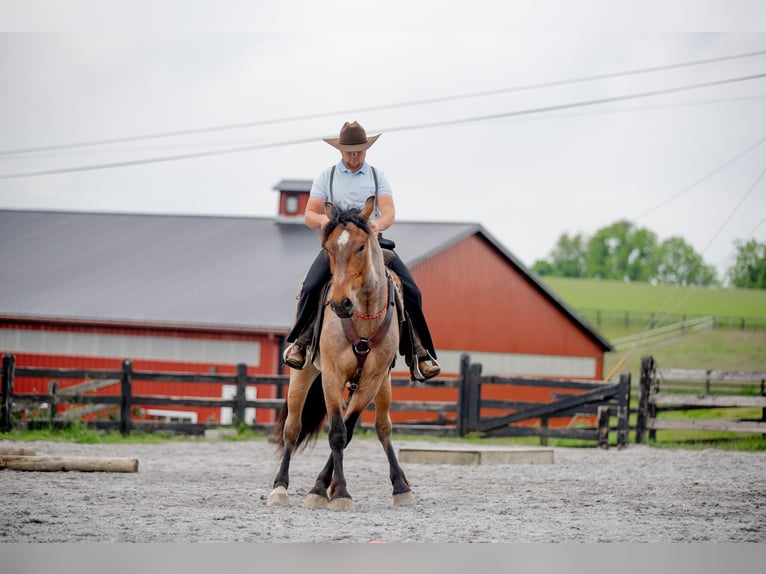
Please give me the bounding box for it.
[336,273,396,394]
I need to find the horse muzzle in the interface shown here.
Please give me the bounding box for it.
[329,296,354,319]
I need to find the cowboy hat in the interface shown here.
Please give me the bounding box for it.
[323,121,380,151]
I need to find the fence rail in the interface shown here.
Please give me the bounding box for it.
[635,355,766,442]
[610,316,713,351]
[578,309,766,332]
[457,356,631,448]
[1,353,630,447]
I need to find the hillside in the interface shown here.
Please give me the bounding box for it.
[540,277,766,376]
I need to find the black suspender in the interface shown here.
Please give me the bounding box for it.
[328,164,378,205]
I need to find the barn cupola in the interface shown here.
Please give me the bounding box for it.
[273,179,312,223]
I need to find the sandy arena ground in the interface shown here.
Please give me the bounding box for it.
[1,437,765,543]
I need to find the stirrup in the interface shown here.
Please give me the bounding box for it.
[410,351,441,382]
[283,342,307,370]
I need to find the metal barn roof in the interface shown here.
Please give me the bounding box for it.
[0,209,610,350]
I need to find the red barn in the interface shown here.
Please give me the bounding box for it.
[0,180,611,425]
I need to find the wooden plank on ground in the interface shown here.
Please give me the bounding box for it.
[647,418,766,433]
[398,446,553,465]
[0,445,36,456]
[650,394,766,408]
[0,455,139,472]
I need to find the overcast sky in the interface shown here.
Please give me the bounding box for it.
[2,3,766,279]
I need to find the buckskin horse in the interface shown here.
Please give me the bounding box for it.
[267,196,415,511]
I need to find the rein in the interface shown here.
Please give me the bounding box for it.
[339,273,396,393]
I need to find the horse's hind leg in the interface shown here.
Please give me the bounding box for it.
[267,368,318,507]
[375,379,415,507]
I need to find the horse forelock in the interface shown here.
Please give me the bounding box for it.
[322,207,370,246]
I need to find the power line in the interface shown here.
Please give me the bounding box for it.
[634,134,766,222]
[2,71,765,180]
[2,48,766,157]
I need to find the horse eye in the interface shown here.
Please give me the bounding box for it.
[357,244,365,253]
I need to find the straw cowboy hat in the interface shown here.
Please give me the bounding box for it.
[323,121,380,151]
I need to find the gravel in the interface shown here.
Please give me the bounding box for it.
[2,437,765,543]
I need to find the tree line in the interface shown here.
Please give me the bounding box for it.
[531,219,766,289]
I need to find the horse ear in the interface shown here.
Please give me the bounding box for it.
[325,201,337,220]
[360,195,375,220]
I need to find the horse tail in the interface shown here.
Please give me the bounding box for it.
[270,373,327,453]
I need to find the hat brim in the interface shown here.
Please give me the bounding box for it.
[322,133,380,151]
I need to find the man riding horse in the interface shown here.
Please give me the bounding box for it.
[283,121,441,381]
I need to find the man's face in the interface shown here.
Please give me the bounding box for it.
[341,149,366,172]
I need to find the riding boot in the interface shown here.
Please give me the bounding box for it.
[408,326,441,382]
[283,326,314,370]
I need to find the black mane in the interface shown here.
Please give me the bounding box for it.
[322,205,371,244]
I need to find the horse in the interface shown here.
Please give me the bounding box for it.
[267,196,415,511]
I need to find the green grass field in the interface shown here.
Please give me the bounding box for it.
[540,276,766,371]
[542,277,766,449]
[542,277,766,318]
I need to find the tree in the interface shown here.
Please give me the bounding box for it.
[533,232,587,278]
[585,220,657,281]
[652,236,718,286]
[727,239,766,289]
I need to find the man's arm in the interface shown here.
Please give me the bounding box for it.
[304,196,329,231]
[375,194,395,233]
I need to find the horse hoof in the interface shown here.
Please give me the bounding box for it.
[266,486,289,507]
[393,491,415,507]
[303,493,329,509]
[328,497,355,512]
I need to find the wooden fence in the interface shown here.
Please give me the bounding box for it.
[457,355,631,448]
[2,353,630,447]
[635,355,766,442]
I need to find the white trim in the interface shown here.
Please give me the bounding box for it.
[0,328,261,366]
[435,349,597,379]
[220,384,257,424]
[145,409,198,423]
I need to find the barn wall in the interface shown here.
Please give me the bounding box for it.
[410,234,605,379]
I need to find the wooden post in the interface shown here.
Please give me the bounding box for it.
[120,359,133,436]
[467,362,482,434]
[1,354,15,432]
[705,369,711,395]
[234,363,248,427]
[761,379,765,441]
[48,380,59,425]
[540,416,548,446]
[616,372,631,449]
[636,355,654,444]
[597,406,609,449]
[456,354,470,437]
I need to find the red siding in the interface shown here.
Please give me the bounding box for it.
[411,235,604,377]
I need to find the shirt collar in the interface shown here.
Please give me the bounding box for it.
[338,160,368,175]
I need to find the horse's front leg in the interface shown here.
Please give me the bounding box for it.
[304,410,361,508]
[326,403,355,511]
[375,375,415,507]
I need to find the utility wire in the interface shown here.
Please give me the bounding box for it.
[639,162,766,332]
[634,134,766,222]
[2,48,765,157]
[614,162,766,355]
[2,71,765,180]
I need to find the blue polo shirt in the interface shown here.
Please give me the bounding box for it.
[310,161,392,216]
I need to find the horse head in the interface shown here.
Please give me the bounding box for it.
[322,196,382,319]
